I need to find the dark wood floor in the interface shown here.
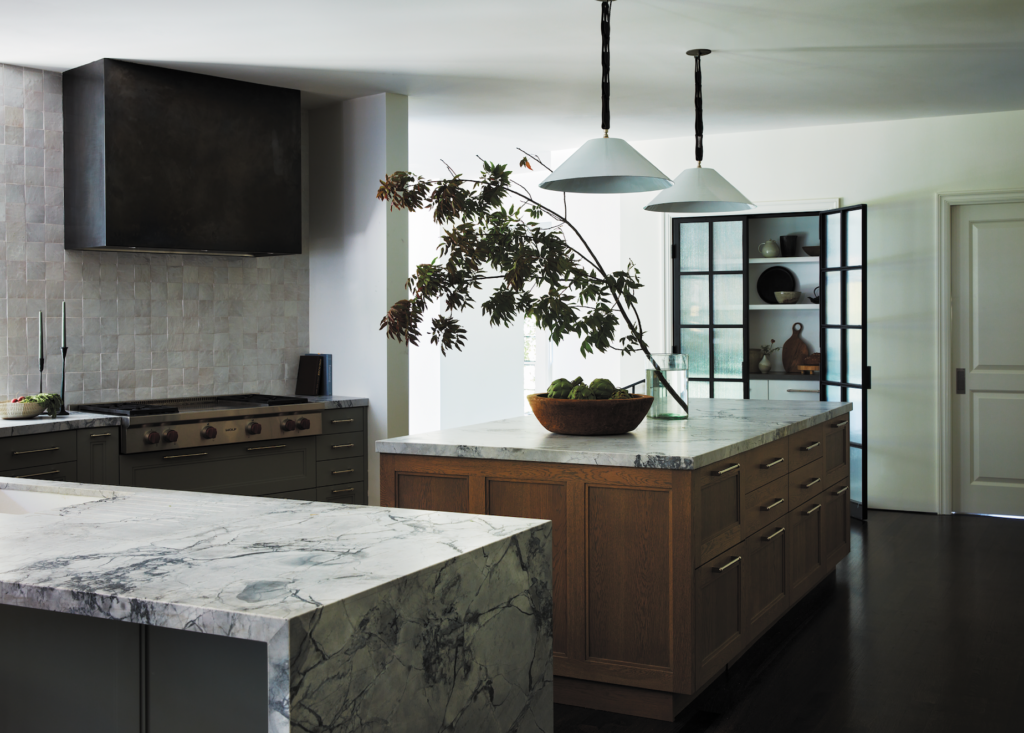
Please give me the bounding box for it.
[554,511,1024,732]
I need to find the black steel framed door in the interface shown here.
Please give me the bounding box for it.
[672,218,748,399]
[820,204,869,520]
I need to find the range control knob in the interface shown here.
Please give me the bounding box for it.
[163,429,179,443]
[143,430,160,445]
[296,417,311,430]
[200,425,218,440]
[246,422,263,436]
[280,419,296,432]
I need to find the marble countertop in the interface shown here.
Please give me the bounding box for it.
[377,398,853,470]
[0,395,367,439]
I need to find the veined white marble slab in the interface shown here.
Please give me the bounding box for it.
[0,478,551,732]
[376,398,853,470]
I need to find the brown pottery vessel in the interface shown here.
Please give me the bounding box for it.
[527,393,654,436]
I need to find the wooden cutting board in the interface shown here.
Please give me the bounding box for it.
[782,322,811,373]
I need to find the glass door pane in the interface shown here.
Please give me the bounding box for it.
[820,204,868,520]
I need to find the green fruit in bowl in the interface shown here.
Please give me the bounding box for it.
[571,376,584,386]
[589,378,617,399]
[609,389,632,400]
[568,384,595,400]
[546,378,573,399]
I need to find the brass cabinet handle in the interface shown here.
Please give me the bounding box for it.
[801,442,821,451]
[762,498,785,511]
[163,453,208,460]
[13,447,60,455]
[804,504,822,515]
[15,470,60,479]
[247,444,287,451]
[714,556,742,573]
[832,420,849,428]
[802,477,821,489]
[332,444,355,450]
[716,463,741,476]
[833,486,849,496]
[90,433,112,438]
[763,457,785,468]
[332,469,355,475]
[331,419,354,424]
[763,527,786,542]
[332,488,355,494]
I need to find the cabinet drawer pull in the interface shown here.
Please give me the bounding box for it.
[716,463,741,476]
[802,477,821,489]
[763,527,786,542]
[247,444,287,451]
[332,488,355,494]
[331,419,355,424]
[804,504,822,515]
[763,457,785,468]
[332,444,355,450]
[90,433,112,438]
[762,498,785,511]
[163,453,208,460]
[833,485,849,496]
[832,420,849,428]
[713,556,742,573]
[14,470,60,479]
[800,441,821,451]
[787,389,820,393]
[12,447,60,455]
[332,469,356,475]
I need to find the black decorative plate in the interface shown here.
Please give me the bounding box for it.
[756,266,797,304]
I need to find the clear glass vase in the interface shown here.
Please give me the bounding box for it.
[646,353,689,420]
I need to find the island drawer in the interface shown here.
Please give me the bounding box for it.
[741,474,789,539]
[823,415,851,488]
[0,460,78,483]
[323,408,364,435]
[694,454,745,567]
[317,481,367,505]
[741,439,790,495]
[788,424,824,471]
[316,434,364,459]
[0,431,77,472]
[317,457,364,486]
[789,458,827,504]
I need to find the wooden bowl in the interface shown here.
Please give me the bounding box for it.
[527,393,654,436]
[0,402,46,420]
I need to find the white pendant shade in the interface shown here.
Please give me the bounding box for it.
[540,137,672,194]
[644,166,754,213]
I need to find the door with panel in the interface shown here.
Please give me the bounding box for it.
[820,204,869,520]
[673,218,748,399]
[952,203,1024,516]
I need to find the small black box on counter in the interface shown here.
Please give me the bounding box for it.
[295,353,332,396]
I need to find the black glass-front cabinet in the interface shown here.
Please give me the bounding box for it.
[671,206,869,519]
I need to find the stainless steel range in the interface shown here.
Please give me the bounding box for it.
[74,394,324,454]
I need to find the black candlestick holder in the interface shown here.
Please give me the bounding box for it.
[58,346,70,415]
[38,357,44,394]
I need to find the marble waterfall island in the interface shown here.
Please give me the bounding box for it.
[0,479,553,733]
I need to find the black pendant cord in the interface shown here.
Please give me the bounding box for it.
[694,53,704,166]
[601,1,611,135]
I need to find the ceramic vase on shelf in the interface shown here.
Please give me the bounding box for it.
[758,239,781,258]
[759,355,771,374]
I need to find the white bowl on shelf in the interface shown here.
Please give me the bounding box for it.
[0,402,46,420]
[774,291,801,304]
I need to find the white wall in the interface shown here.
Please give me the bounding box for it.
[308,93,409,505]
[595,109,1024,513]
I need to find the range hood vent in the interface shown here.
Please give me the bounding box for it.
[64,59,301,257]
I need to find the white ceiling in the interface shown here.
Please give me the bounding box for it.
[5,0,1024,151]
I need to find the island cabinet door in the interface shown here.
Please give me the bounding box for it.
[822,415,851,489]
[788,495,826,601]
[821,480,851,570]
[742,522,789,641]
[694,546,746,688]
[693,454,746,567]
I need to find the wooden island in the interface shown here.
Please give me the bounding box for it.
[378,398,853,721]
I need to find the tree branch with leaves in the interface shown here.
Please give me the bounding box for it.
[377,154,687,413]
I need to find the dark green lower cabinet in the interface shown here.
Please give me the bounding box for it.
[0,604,267,733]
[317,481,367,505]
[0,459,77,483]
[78,428,120,485]
[266,487,317,500]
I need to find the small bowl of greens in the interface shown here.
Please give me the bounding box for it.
[1,393,63,420]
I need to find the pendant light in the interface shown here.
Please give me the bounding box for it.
[540,0,671,194]
[645,49,754,213]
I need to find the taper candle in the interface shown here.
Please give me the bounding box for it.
[62,301,67,348]
[38,311,43,360]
